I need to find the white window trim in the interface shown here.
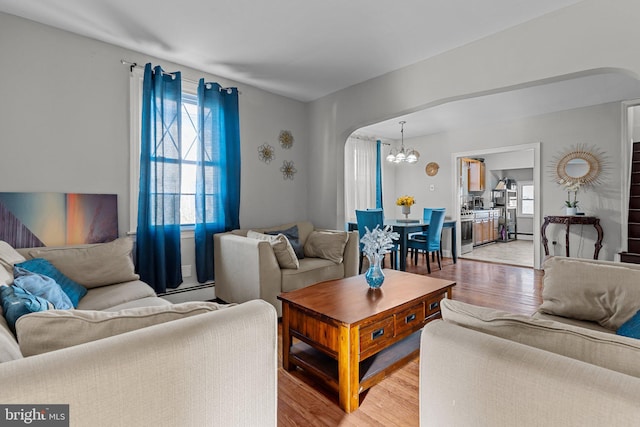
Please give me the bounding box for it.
[128,67,198,237]
[518,180,534,218]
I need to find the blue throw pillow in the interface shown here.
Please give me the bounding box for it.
[266,225,304,259]
[16,258,87,308]
[13,266,73,310]
[0,285,52,333]
[617,310,640,339]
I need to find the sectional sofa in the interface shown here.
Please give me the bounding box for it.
[0,238,277,426]
[419,256,640,426]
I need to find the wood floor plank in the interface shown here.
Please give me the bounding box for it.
[277,257,543,426]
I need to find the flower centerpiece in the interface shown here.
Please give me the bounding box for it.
[360,225,399,289]
[563,181,581,215]
[396,195,415,219]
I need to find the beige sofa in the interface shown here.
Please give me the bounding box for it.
[214,221,359,316]
[420,256,640,426]
[0,238,277,427]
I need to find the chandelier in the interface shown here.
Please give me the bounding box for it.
[386,121,419,164]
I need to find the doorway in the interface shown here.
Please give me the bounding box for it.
[452,143,541,269]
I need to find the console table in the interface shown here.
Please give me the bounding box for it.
[541,215,603,259]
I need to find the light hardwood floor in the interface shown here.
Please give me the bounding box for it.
[277,256,544,426]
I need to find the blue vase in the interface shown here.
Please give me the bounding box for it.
[365,254,385,289]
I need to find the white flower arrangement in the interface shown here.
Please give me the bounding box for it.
[360,225,399,258]
[562,180,582,208]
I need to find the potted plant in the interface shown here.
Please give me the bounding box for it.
[564,181,581,215]
[396,195,415,219]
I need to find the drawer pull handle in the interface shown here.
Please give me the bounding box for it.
[429,301,440,311]
[405,313,416,323]
[371,328,384,340]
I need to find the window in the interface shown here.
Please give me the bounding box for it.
[129,69,200,231]
[519,181,534,216]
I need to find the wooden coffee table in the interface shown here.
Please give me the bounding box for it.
[278,269,455,413]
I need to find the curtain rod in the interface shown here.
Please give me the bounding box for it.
[350,133,390,145]
[121,59,241,94]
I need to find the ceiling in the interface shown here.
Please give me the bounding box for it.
[5,0,637,140]
[0,0,583,102]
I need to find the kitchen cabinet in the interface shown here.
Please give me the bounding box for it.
[473,209,500,246]
[468,160,485,191]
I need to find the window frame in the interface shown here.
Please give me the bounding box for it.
[518,180,534,217]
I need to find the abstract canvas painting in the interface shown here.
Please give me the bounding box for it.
[0,192,118,248]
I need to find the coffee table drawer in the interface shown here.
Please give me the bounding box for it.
[426,292,447,316]
[360,316,394,359]
[395,303,425,337]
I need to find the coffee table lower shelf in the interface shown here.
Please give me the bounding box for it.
[289,329,422,395]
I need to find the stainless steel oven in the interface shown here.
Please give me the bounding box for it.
[460,211,474,254]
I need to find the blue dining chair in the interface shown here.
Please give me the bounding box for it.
[409,208,444,260]
[355,209,398,272]
[407,209,446,273]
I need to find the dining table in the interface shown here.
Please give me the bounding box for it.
[347,218,457,271]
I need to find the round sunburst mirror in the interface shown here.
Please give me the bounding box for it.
[552,145,604,187]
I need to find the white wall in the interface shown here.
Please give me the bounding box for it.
[0,12,309,288]
[376,103,620,260]
[308,0,639,263]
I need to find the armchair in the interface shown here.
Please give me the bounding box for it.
[214,221,358,316]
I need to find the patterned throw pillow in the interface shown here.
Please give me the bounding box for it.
[265,225,304,259]
[16,258,87,308]
[0,285,52,333]
[13,266,74,310]
[247,230,299,269]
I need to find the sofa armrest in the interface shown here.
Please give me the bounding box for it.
[420,320,640,426]
[0,300,277,427]
[214,233,282,308]
[343,230,359,277]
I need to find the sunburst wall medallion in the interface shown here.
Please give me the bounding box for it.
[258,143,275,163]
[280,160,297,180]
[279,130,294,149]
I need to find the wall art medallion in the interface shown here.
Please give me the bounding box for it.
[257,143,275,163]
[280,160,297,180]
[425,162,439,176]
[279,130,294,149]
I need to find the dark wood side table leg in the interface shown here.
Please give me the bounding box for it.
[565,219,571,257]
[451,224,457,263]
[281,303,293,371]
[593,219,604,260]
[541,217,551,256]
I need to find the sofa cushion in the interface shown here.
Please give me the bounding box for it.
[281,257,344,292]
[255,221,314,245]
[0,285,52,333]
[15,259,87,307]
[540,257,640,330]
[12,266,73,310]
[265,225,304,259]
[441,298,640,379]
[77,280,157,311]
[103,296,172,311]
[16,301,227,356]
[247,230,299,269]
[0,240,26,279]
[0,265,11,286]
[0,309,22,362]
[27,237,139,288]
[303,230,348,264]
